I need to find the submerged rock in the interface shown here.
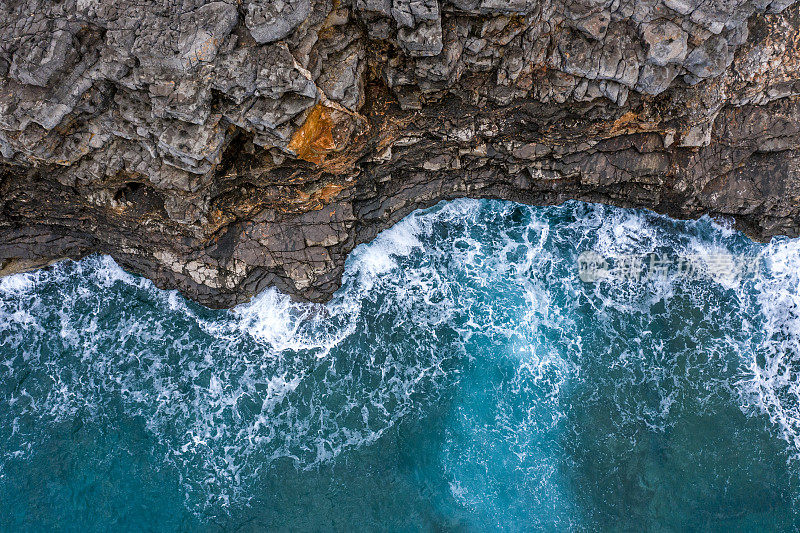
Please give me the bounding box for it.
[1,0,800,307]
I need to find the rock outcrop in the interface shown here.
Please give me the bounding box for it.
[1,0,799,306]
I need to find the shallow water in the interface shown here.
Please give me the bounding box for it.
[2,199,800,531]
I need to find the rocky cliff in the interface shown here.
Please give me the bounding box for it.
[1,0,800,307]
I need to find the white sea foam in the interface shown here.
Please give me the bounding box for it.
[593,207,659,257]
[0,271,37,294]
[352,211,424,280]
[737,237,800,457]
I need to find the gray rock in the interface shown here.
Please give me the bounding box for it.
[398,21,444,57]
[574,11,612,41]
[636,63,681,94]
[684,35,731,78]
[479,0,538,14]
[245,0,313,43]
[9,28,75,87]
[641,20,688,66]
[179,2,239,69]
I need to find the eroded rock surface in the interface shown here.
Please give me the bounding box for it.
[1,0,800,306]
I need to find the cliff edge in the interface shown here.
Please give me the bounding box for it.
[2,0,800,306]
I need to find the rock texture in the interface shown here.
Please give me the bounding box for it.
[1,0,800,306]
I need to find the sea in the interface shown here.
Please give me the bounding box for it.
[2,199,800,531]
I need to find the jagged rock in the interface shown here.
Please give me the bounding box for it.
[398,21,444,57]
[641,20,688,66]
[1,0,800,307]
[246,0,313,43]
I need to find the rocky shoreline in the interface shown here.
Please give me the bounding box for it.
[2,0,799,307]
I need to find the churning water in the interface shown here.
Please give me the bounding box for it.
[2,199,800,530]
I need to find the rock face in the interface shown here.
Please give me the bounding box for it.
[1,0,800,307]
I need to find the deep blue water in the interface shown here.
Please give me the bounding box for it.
[2,199,800,531]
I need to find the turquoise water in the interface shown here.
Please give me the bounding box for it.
[2,199,800,531]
